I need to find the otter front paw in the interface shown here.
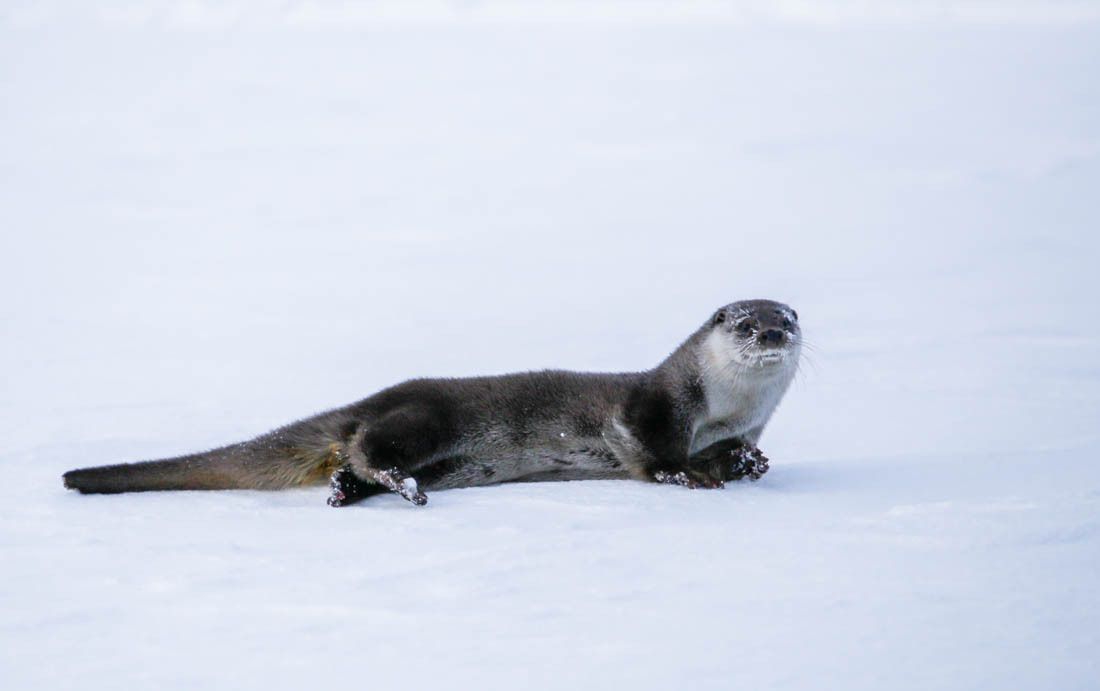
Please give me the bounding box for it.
[728,445,769,481]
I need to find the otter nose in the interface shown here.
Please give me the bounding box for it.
[760,329,784,346]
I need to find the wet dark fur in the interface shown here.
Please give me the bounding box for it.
[63,299,800,505]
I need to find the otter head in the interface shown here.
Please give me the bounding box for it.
[705,299,801,371]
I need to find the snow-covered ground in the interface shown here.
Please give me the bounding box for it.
[2,3,1098,689]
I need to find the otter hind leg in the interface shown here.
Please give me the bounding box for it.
[336,404,455,507]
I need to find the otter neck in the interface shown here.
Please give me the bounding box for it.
[689,328,798,454]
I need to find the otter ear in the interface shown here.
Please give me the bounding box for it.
[713,310,727,325]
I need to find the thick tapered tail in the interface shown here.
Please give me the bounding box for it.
[62,429,348,495]
[62,453,251,494]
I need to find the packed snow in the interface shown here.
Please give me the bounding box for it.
[1,2,1098,689]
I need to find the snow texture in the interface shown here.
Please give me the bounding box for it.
[1,2,1098,690]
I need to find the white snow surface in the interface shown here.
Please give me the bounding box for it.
[2,3,1099,690]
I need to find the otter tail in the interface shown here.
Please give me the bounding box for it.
[63,452,244,494]
[62,432,347,495]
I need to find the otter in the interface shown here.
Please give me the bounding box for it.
[62,299,801,507]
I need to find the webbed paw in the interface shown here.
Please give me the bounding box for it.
[372,467,428,506]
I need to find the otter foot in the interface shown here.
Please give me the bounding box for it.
[327,466,424,507]
[653,469,725,489]
[729,446,769,481]
[688,438,770,483]
[368,467,428,506]
[327,467,372,507]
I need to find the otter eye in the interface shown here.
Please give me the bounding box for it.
[736,319,755,334]
[792,310,798,321]
[782,318,793,330]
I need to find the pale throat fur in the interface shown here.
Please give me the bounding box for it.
[689,318,800,455]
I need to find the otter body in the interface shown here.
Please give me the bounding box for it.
[63,299,801,507]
